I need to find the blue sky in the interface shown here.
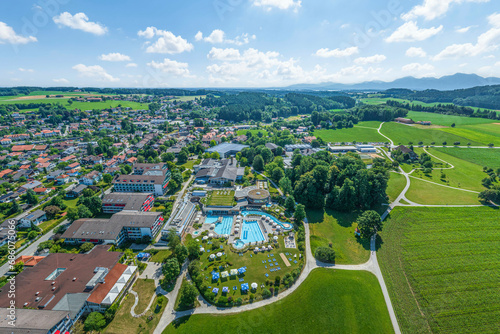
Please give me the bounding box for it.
[0,0,499,87]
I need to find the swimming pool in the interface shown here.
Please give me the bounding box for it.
[206,215,234,235]
[242,211,292,230]
[240,220,265,244]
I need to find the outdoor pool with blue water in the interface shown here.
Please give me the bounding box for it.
[240,220,265,244]
[242,210,292,230]
[206,215,234,235]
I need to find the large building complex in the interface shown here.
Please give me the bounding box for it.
[0,246,136,334]
[113,163,171,196]
[205,143,249,158]
[194,158,245,185]
[102,192,154,213]
[62,211,164,245]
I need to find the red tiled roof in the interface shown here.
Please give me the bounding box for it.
[87,263,127,304]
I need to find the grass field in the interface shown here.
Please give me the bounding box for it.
[408,148,487,192]
[196,236,303,302]
[386,172,407,202]
[171,95,206,102]
[433,147,500,168]
[164,268,394,334]
[104,289,167,334]
[405,110,496,126]
[381,122,489,146]
[236,129,269,137]
[440,123,500,146]
[314,123,387,143]
[150,250,173,263]
[133,279,156,315]
[378,206,500,334]
[405,177,481,205]
[205,190,236,206]
[307,209,370,264]
[0,96,149,111]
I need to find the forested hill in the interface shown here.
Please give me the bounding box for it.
[381,85,500,110]
[202,92,356,122]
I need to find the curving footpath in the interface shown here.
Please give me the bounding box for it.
[153,219,401,334]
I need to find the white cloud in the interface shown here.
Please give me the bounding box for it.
[53,78,69,84]
[386,21,442,42]
[53,12,107,35]
[18,68,34,73]
[207,47,242,61]
[252,0,302,11]
[406,47,427,57]
[315,46,359,58]
[125,63,137,68]
[72,64,119,82]
[0,21,37,44]
[354,54,387,64]
[195,30,255,45]
[434,13,500,60]
[137,27,193,54]
[402,63,435,77]
[402,0,490,21]
[456,26,473,33]
[147,58,191,77]
[99,53,131,62]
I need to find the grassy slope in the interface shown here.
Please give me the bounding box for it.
[386,172,407,202]
[381,122,486,146]
[440,123,500,146]
[314,124,386,143]
[164,268,394,334]
[0,97,148,111]
[134,279,156,315]
[433,147,500,168]
[408,148,487,192]
[378,207,500,334]
[307,209,370,264]
[405,177,480,205]
[405,110,496,126]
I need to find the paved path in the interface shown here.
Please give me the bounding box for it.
[153,218,402,334]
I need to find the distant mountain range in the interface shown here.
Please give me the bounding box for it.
[284,73,500,91]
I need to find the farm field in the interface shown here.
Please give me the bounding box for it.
[314,123,386,143]
[405,176,481,205]
[378,207,500,334]
[386,172,407,202]
[0,96,149,111]
[439,123,500,146]
[380,122,487,146]
[405,110,496,126]
[171,95,206,101]
[164,268,394,334]
[433,147,500,167]
[307,209,370,264]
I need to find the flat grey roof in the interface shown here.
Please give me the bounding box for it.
[206,143,249,154]
[0,308,69,334]
[103,192,153,211]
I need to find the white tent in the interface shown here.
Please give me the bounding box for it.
[199,247,205,252]
[208,233,214,238]
[203,236,209,240]
[209,254,216,259]
[251,282,258,289]
[216,252,223,257]
[273,236,278,240]
[254,247,259,252]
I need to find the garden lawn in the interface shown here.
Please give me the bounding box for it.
[196,236,303,303]
[164,268,393,334]
[150,250,172,263]
[314,124,386,143]
[405,177,481,205]
[307,209,370,264]
[378,207,500,334]
[433,147,500,168]
[386,172,407,202]
[206,191,236,206]
[103,293,167,334]
[133,279,156,315]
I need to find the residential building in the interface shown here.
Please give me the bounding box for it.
[17,210,47,228]
[66,184,87,198]
[80,171,102,186]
